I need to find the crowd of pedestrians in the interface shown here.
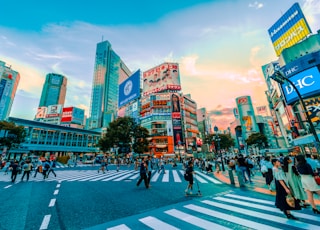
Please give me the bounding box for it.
[0,157,57,182]
[221,152,320,219]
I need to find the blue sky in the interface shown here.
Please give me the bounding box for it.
[1,0,319,128]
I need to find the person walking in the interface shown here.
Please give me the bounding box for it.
[283,156,309,207]
[296,154,320,214]
[46,160,57,178]
[272,158,299,219]
[42,159,51,179]
[185,160,195,195]
[237,154,249,183]
[98,158,106,173]
[146,156,152,186]
[263,156,274,191]
[21,159,32,182]
[33,160,43,178]
[136,159,149,189]
[9,160,20,183]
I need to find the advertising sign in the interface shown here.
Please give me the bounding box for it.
[171,94,184,146]
[304,96,320,125]
[72,107,85,125]
[46,104,62,118]
[61,107,73,122]
[256,106,267,115]
[118,70,141,107]
[143,63,181,96]
[281,67,320,104]
[268,3,312,56]
[36,107,47,119]
[242,116,253,131]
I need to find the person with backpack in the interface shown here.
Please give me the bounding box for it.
[42,159,51,179]
[136,159,149,189]
[185,160,195,195]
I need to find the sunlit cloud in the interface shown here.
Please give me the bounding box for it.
[248,1,264,9]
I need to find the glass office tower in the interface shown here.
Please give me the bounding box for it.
[88,40,131,129]
[0,61,20,120]
[39,73,67,107]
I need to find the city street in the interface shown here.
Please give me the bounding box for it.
[1,163,320,229]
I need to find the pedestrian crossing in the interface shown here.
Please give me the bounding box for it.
[91,192,320,230]
[0,169,223,184]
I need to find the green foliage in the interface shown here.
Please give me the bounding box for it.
[245,132,268,147]
[0,120,26,150]
[206,133,235,150]
[97,117,150,155]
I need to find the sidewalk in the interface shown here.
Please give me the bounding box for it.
[213,167,320,205]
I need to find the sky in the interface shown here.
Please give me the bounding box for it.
[1,0,320,129]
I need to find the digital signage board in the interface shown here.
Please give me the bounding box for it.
[143,63,181,96]
[118,70,141,107]
[268,3,312,56]
[282,66,320,104]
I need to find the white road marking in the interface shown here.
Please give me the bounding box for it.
[107,224,131,230]
[53,189,59,195]
[139,216,180,230]
[48,199,56,207]
[39,215,51,230]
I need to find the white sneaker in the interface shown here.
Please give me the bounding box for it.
[185,189,188,193]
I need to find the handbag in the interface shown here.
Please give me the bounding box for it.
[314,174,320,185]
[286,194,301,210]
[286,194,295,208]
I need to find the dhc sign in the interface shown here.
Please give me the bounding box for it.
[282,66,320,104]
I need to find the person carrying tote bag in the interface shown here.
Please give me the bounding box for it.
[272,159,300,219]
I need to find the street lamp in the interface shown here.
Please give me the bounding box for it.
[270,71,320,153]
[214,126,225,171]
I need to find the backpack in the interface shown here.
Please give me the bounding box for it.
[184,172,189,181]
[23,163,29,170]
[44,163,50,170]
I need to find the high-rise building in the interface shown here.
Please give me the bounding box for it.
[39,73,67,107]
[0,61,20,120]
[88,40,131,129]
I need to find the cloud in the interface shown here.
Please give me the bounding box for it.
[248,1,264,9]
[4,0,313,126]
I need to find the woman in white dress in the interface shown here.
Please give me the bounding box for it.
[296,154,320,214]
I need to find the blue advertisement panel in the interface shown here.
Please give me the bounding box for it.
[118,70,141,107]
[72,107,85,125]
[282,66,320,104]
[268,3,311,56]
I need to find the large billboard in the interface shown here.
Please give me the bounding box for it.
[46,104,62,118]
[36,107,47,119]
[118,70,141,107]
[61,107,85,124]
[281,66,320,104]
[171,93,184,146]
[61,107,73,122]
[143,63,181,96]
[268,3,312,56]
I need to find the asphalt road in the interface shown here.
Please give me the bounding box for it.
[1,164,320,230]
[0,164,230,230]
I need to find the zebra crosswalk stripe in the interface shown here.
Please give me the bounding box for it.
[185,204,281,230]
[165,209,231,230]
[107,224,131,230]
[204,199,320,230]
[139,216,179,230]
[97,193,320,230]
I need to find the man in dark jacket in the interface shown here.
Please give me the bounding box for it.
[136,159,149,189]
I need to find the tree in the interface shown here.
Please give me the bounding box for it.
[205,133,235,151]
[0,120,26,152]
[97,117,149,156]
[245,132,268,148]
